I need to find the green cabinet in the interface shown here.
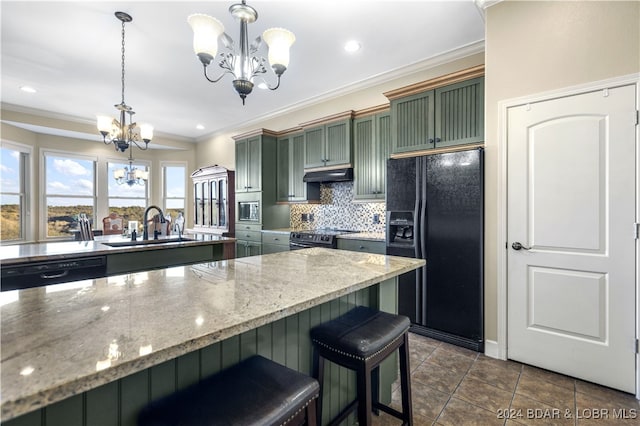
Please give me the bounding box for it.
[337,238,385,254]
[235,136,263,192]
[277,133,320,203]
[261,231,290,254]
[303,117,352,168]
[233,130,290,245]
[353,111,391,200]
[235,222,262,258]
[390,77,484,154]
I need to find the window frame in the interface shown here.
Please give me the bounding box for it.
[0,141,32,243]
[160,161,187,227]
[41,149,97,241]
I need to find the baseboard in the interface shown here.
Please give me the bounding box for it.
[483,339,503,360]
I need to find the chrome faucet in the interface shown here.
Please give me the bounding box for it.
[142,205,165,240]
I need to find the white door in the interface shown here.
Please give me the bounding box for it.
[507,84,637,393]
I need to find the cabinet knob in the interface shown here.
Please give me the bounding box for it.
[274,238,279,241]
[434,137,441,143]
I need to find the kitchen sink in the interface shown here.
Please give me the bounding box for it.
[101,237,195,247]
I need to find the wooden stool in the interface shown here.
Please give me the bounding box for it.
[138,355,319,426]
[310,306,412,426]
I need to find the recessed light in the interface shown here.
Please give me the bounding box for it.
[20,86,37,93]
[196,124,205,130]
[344,40,361,53]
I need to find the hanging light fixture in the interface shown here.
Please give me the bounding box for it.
[188,1,295,105]
[97,12,153,153]
[113,147,148,186]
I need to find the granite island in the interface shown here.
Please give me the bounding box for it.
[1,248,424,425]
[0,233,235,290]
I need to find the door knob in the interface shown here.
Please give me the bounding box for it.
[511,242,531,251]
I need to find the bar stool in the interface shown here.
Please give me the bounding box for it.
[310,306,412,426]
[138,355,319,426]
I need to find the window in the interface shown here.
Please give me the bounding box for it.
[1,145,29,241]
[163,164,186,226]
[44,152,96,238]
[107,160,149,230]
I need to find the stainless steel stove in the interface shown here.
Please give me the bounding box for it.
[289,229,356,250]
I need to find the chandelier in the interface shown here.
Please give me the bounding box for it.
[113,147,148,186]
[188,1,295,105]
[97,12,153,153]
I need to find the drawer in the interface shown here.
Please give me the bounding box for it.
[337,239,385,254]
[261,232,289,246]
[236,230,262,243]
[236,223,262,233]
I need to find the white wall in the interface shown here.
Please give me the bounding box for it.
[484,0,640,342]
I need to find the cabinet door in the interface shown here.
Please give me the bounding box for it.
[194,181,203,226]
[235,139,249,192]
[209,179,218,227]
[289,134,306,201]
[219,178,227,228]
[246,136,262,191]
[391,91,435,154]
[353,116,377,199]
[325,120,351,166]
[376,113,391,198]
[434,77,484,148]
[304,127,325,168]
[276,137,290,202]
[203,180,211,226]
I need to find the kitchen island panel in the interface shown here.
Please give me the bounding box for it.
[3,285,385,426]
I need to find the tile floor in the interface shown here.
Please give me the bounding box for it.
[370,332,640,426]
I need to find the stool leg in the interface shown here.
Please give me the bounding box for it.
[399,333,413,425]
[312,349,325,426]
[307,397,318,426]
[356,363,373,426]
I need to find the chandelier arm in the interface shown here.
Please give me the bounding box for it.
[264,74,282,91]
[129,140,150,151]
[203,63,230,83]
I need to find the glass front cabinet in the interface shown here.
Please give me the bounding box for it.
[191,165,235,237]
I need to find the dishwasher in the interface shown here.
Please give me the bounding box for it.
[1,256,107,291]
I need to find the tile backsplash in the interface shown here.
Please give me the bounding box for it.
[290,182,386,232]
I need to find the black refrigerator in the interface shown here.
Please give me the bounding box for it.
[386,148,484,352]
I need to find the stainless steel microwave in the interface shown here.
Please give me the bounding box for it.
[238,201,259,221]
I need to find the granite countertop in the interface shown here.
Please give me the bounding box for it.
[263,229,386,242]
[337,232,386,242]
[0,233,235,265]
[1,248,423,420]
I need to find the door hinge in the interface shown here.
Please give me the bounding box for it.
[636,339,639,354]
[635,223,640,240]
[635,110,639,126]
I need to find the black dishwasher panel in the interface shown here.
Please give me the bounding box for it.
[1,256,107,291]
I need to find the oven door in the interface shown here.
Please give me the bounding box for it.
[289,241,314,250]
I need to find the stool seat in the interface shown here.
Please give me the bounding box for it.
[138,355,319,426]
[311,306,413,426]
[310,306,410,359]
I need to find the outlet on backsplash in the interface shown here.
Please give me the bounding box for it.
[301,213,308,222]
[373,214,380,224]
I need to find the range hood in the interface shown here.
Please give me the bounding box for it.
[303,168,353,183]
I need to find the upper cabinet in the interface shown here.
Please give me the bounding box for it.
[277,131,320,203]
[385,65,484,155]
[353,107,391,200]
[235,135,263,192]
[301,111,353,169]
[191,165,235,236]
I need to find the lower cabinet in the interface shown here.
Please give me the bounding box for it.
[235,222,263,258]
[337,238,385,254]
[236,240,262,258]
[261,231,290,254]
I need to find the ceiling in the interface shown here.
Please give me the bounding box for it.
[1,1,486,143]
